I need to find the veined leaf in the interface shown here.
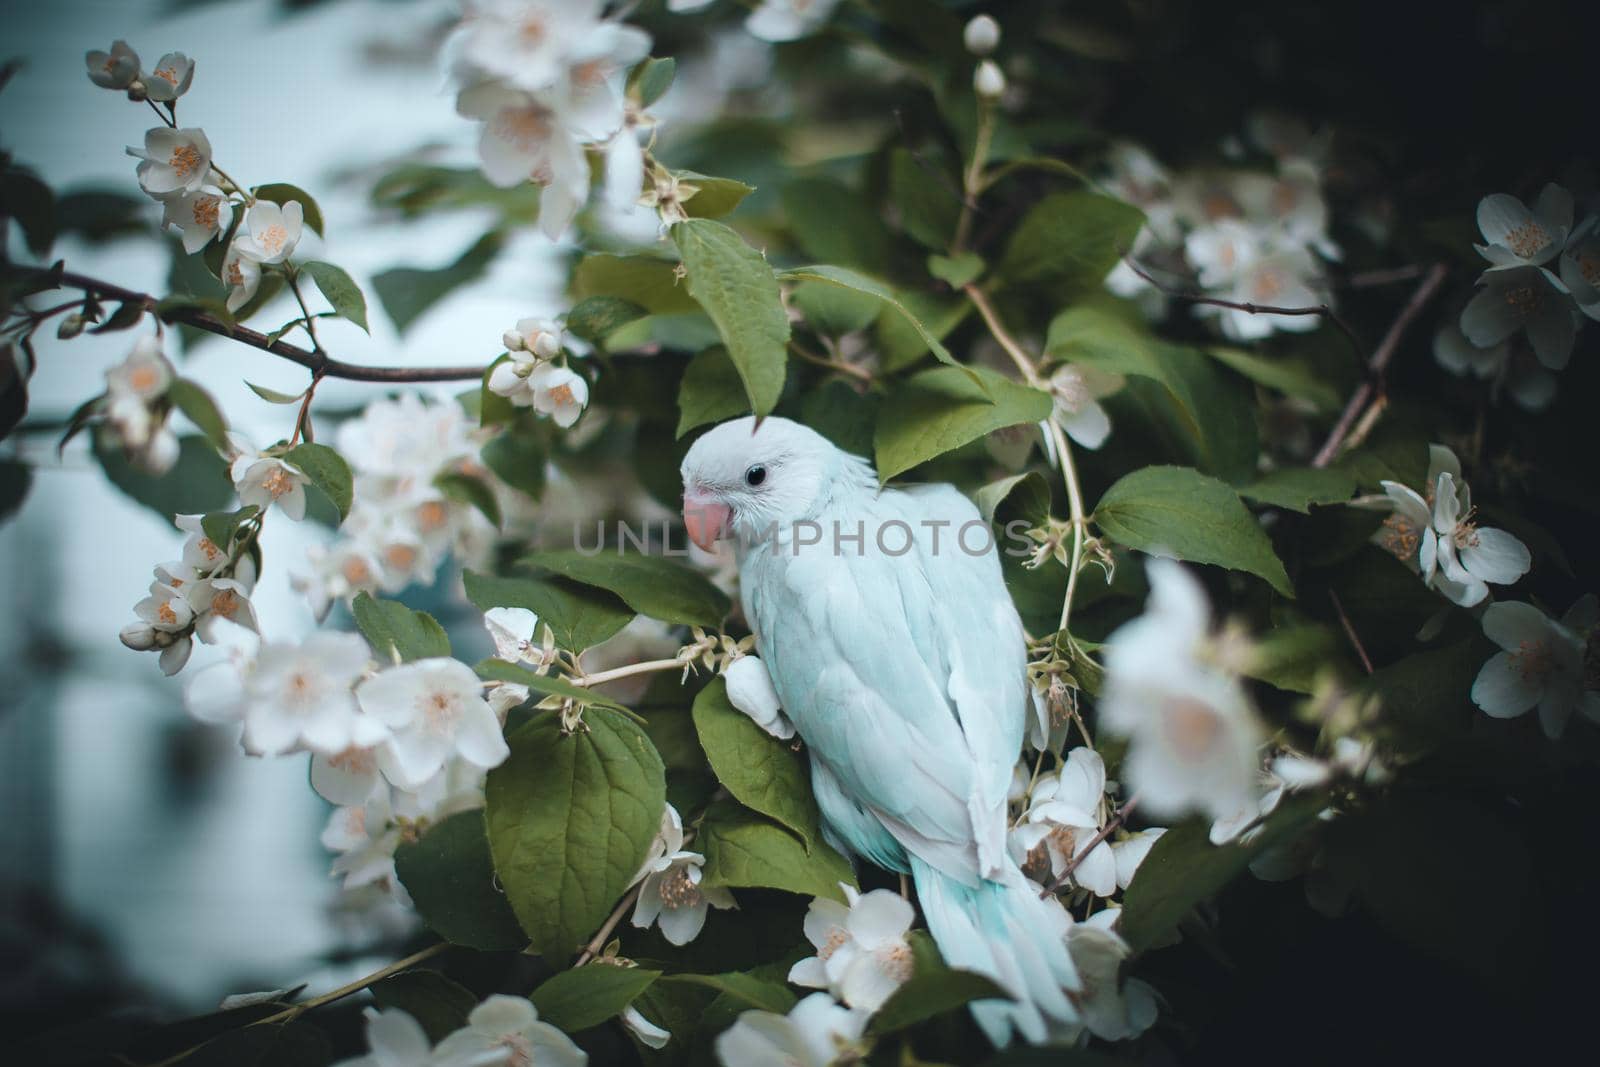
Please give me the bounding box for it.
[692,678,819,851]
[520,549,731,629]
[673,219,789,417]
[874,365,1051,482]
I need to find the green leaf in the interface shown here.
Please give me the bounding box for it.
[298,260,369,333]
[463,570,635,653]
[1093,466,1294,597]
[394,811,527,950]
[351,592,451,662]
[283,441,353,521]
[868,967,1008,1036]
[251,182,325,236]
[53,188,147,244]
[0,459,32,524]
[90,300,145,333]
[479,355,518,428]
[889,148,959,250]
[873,365,1052,482]
[175,1019,332,1067]
[629,56,676,108]
[566,295,648,346]
[481,423,546,499]
[779,265,975,382]
[166,378,228,448]
[1246,623,1351,694]
[928,252,985,288]
[999,191,1145,291]
[677,171,756,220]
[975,471,1051,527]
[780,177,892,273]
[789,280,881,337]
[1364,638,1485,760]
[246,380,306,405]
[677,346,750,437]
[521,549,731,629]
[1,168,56,254]
[697,798,856,902]
[1240,467,1357,513]
[672,219,790,417]
[374,231,503,334]
[573,254,700,314]
[876,289,970,372]
[1119,792,1327,952]
[370,970,477,1043]
[486,707,666,960]
[93,432,234,522]
[692,678,819,851]
[660,972,796,1014]
[200,505,259,554]
[531,965,662,1033]
[370,163,541,221]
[434,470,501,527]
[1207,345,1342,412]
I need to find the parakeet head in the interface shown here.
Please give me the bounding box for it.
[678,416,871,551]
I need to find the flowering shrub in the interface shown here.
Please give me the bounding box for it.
[1,2,1595,1064]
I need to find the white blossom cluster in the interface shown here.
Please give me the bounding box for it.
[119,512,261,675]
[1368,443,1530,608]
[333,998,590,1067]
[443,0,653,239]
[1100,116,1341,341]
[293,394,498,621]
[485,316,590,427]
[666,0,842,44]
[101,336,180,474]
[91,39,312,312]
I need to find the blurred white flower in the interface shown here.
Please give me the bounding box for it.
[292,541,383,622]
[456,80,590,238]
[106,337,173,402]
[1559,215,1600,322]
[787,887,915,1012]
[434,995,587,1067]
[143,52,195,102]
[964,14,1001,55]
[1473,597,1598,739]
[1101,559,1264,823]
[1065,920,1159,1042]
[357,658,510,788]
[746,0,841,43]
[1208,251,1324,341]
[448,0,604,94]
[1045,363,1123,451]
[1110,827,1166,890]
[128,127,213,198]
[332,1008,434,1067]
[86,40,140,89]
[1010,748,1118,897]
[311,745,383,805]
[1433,321,1556,412]
[974,59,1006,100]
[715,992,868,1067]
[322,789,403,892]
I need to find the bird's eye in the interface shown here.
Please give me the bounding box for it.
[744,464,767,487]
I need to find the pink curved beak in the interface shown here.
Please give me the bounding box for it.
[683,489,732,553]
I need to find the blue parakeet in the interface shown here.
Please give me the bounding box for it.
[681,416,1081,1045]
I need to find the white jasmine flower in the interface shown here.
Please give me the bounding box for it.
[622,1005,670,1049]
[434,994,587,1067]
[1207,771,1284,846]
[1045,363,1124,450]
[187,577,259,642]
[335,393,480,485]
[176,513,232,577]
[715,993,868,1067]
[1101,559,1265,823]
[1432,321,1557,411]
[1011,748,1119,896]
[120,621,158,652]
[503,316,564,360]
[242,632,383,756]
[485,606,542,663]
[143,52,195,102]
[86,40,140,89]
[1209,251,1324,341]
[311,745,383,805]
[1428,470,1530,608]
[135,582,194,635]
[1472,597,1598,739]
[529,363,589,427]
[964,14,1001,55]
[322,790,403,892]
[182,618,261,727]
[456,80,590,238]
[1184,217,1263,288]
[631,805,735,945]
[561,22,653,142]
[487,358,539,408]
[128,127,213,198]
[357,658,510,788]
[106,337,173,402]
[787,887,916,1012]
[1475,184,1572,271]
[723,654,794,739]
[745,0,841,43]
[234,199,304,265]
[1460,264,1579,370]
[1559,215,1600,322]
[1065,922,1159,1042]
[1109,827,1166,890]
[1370,478,1435,575]
[293,542,383,622]
[332,1007,434,1067]
[973,60,1006,100]
[218,239,262,313]
[161,185,232,254]
[229,435,310,520]
[448,0,604,94]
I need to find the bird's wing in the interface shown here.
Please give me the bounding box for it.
[742,487,1025,885]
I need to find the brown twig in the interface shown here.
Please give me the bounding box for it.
[1328,589,1374,675]
[1123,255,1366,365]
[245,941,450,1032]
[22,268,486,382]
[1339,264,1427,289]
[1040,794,1139,898]
[1311,263,1449,468]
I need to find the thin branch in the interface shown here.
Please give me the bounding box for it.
[1311,263,1449,468]
[1123,255,1365,365]
[570,657,684,688]
[1040,795,1139,897]
[574,885,643,967]
[1328,589,1374,675]
[21,268,487,382]
[789,341,872,383]
[1338,264,1427,289]
[247,941,450,1031]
